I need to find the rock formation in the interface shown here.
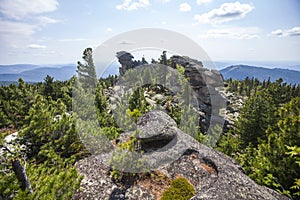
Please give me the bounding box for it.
[74,111,290,200]
[116,51,135,76]
[114,53,227,134]
[169,55,226,134]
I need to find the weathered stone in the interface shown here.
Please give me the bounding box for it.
[169,55,227,133]
[74,111,290,200]
[136,110,177,142]
[117,51,135,76]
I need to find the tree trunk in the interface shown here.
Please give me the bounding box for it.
[11,158,33,193]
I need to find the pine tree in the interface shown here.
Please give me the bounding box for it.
[235,97,300,198]
[77,48,97,89]
[235,90,276,148]
[43,75,54,99]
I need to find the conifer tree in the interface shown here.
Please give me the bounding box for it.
[235,90,276,148]
[43,75,54,98]
[77,48,97,89]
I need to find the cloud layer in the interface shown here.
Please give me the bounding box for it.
[195,2,254,24]
[116,0,150,11]
[199,27,260,39]
[179,3,192,12]
[0,0,58,20]
[0,20,37,36]
[196,0,212,5]
[271,27,300,37]
[0,0,60,46]
[28,44,47,49]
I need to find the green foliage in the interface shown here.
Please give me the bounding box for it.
[127,108,142,123]
[216,130,240,157]
[161,177,195,200]
[109,130,145,181]
[0,76,75,129]
[95,82,113,126]
[128,87,147,115]
[74,52,120,143]
[19,94,87,161]
[173,64,202,139]
[232,96,300,198]
[219,77,300,199]
[286,145,300,197]
[43,75,54,99]
[0,139,82,200]
[13,152,82,200]
[0,78,37,128]
[235,91,276,148]
[99,74,118,88]
[77,48,97,89]
[0,49,126,199]
[226,77,300,100]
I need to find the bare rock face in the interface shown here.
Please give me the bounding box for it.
[169,55,226,134]
[116,51,135,76]
[137,110,177,142]
[74,111,290,200]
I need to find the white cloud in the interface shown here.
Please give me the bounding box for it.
[116,0,150,11]
[179,3,191,12]
[199,27,260,39]
[28,44,47,49]
[0,0,58,20]
[271,27,300,37]
[106,27,113,32]
[271,29,283,36]
[0,20,37,36]
[38,16,61,25]
[194,2,254,24]
[287,27,300,36]
[196,0,212,5]
[58,38,88,42]
[0,0,60,48]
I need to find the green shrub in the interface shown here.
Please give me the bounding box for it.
[161,177,195,200]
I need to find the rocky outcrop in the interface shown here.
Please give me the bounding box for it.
[114,53,227,134]
[116,51,148,76]
[74,111,289,200]
[116,51,135,76]
[170,55,226,133]
[221,91,246,132]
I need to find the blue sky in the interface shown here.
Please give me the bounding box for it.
[0,0,299,65]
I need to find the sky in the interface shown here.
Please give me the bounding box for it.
[0,0,300,66]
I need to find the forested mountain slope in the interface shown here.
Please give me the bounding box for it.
[220,65,300,85]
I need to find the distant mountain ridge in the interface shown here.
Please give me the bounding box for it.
[1,63,300,85]
[0,64,77,83]
[220,65,300,85]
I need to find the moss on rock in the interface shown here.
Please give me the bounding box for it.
[161,177,195,200]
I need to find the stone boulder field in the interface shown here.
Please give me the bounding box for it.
[73,111,289,200]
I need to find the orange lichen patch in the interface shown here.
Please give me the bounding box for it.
[188,152,217,174]
[189,153,198,160]
[200,163,216,174]
[136,171,171,200]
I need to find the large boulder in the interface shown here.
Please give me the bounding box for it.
[73,111,290,200]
